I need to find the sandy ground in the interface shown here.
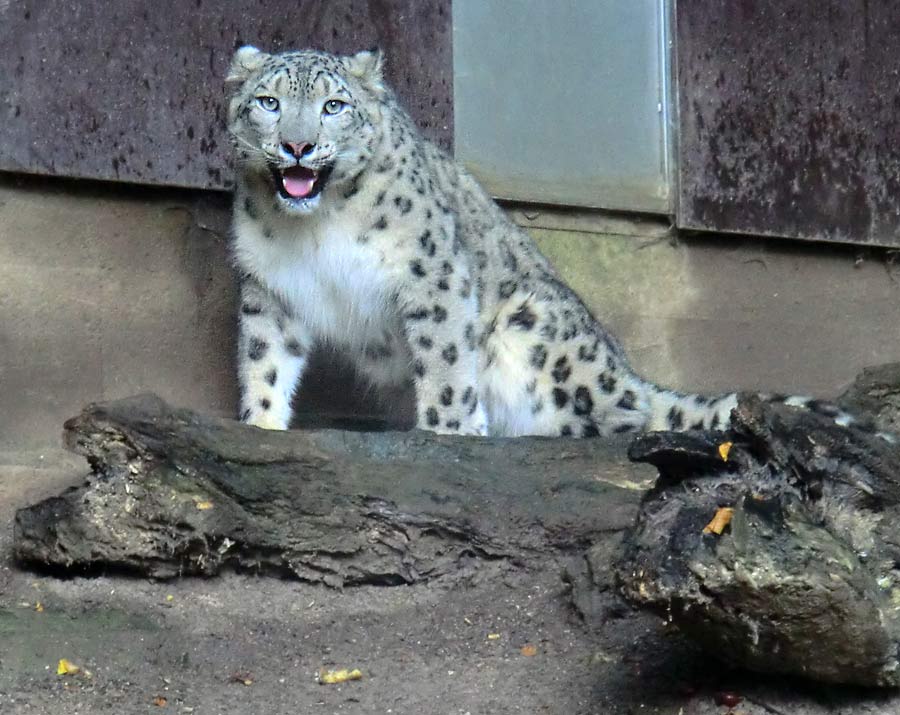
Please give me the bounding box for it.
[2,447,900,715]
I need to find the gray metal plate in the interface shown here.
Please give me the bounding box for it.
[0,0,452,190]
[453,0,673,214]
[676,0,900,247]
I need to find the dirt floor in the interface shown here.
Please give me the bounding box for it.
[3,443,900,715]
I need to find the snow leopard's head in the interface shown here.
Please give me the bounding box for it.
[226,46,385,215]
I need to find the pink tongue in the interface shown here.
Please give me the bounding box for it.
[282,168,317,198]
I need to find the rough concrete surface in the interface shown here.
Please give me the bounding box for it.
[2,173,900,712]
[532,223,900,399]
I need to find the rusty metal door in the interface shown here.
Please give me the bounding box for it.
[0,0,451,191]
[676,0,900,247]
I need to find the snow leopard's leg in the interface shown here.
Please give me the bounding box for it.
[237,276,311,430]
[397,265,488,436]
[478,291,651,437]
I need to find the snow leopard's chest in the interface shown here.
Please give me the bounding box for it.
[236,222,396,347]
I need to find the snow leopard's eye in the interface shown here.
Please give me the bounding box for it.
[322,99,349,116]
[256,96,280,112]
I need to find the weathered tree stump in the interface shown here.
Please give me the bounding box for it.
[13,394,649,586]
[837,362,900,437]
[618,389,900,687]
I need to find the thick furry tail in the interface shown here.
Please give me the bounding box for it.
[643,387,895,442]
[644,388,737,432]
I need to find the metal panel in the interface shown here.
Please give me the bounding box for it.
[453,0,673,214]
[0,0,452,191]
[676,0,900,247]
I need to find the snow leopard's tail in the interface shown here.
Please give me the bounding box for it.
[643,386,896,443]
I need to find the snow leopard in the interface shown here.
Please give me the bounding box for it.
[225,46,871,439]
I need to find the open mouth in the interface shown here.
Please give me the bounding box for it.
[271,164,333,202]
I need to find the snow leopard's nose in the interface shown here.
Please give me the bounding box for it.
[282,141,315,159]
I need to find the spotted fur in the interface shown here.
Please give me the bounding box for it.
[226,47,878,439]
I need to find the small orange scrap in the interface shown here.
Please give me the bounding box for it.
[520,644,538,657]
[56,659,80,676]
[718,441,733,462]
[703,507,734,535]
[318,668,362,684]
[152,696,168,707]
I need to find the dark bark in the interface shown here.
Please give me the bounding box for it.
[837,361,900,437]
[618,388,900,687]
[13,394,648,586]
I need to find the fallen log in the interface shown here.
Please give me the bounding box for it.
[617,391,900,687]
[16,365,900,688]
[13,394,650,586]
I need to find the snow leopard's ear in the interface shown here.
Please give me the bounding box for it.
[346,48,385,95]
[227,46,270,83]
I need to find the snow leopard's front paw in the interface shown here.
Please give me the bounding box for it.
[460,403,489,436]
[430,422,487,437]
[242,412,289,431]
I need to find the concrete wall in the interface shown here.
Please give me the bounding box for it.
[2,173,899,467]
[526,212,900,397]
[0,175,236,458]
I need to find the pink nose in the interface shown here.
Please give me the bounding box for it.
[283,141,313,158]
